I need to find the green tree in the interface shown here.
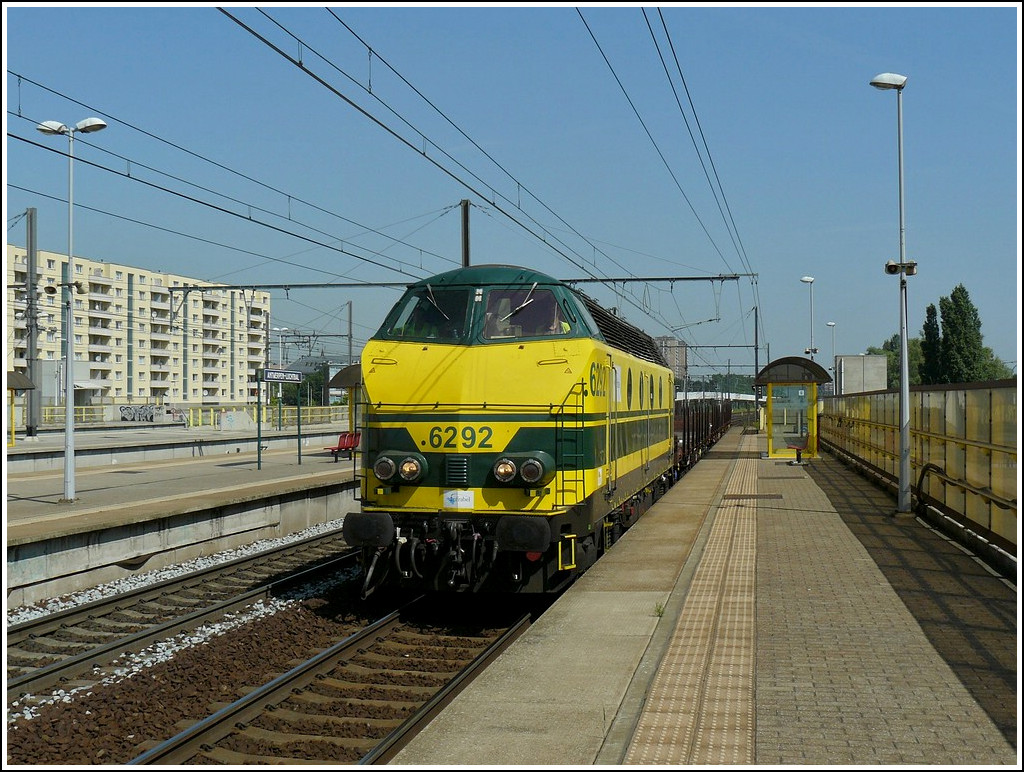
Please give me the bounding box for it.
[939,284,985,384]
[867,334,922,390]
[876,284,1011,387]
[976,347,1014,381]
[919,304,942,385]
[282,369,326,406]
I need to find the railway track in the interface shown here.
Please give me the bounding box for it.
[130,598,532,764]
[6,528,356,706]
[6,527,543,766]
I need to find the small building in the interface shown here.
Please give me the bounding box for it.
[834,354,887,395]
[754,357,832,460]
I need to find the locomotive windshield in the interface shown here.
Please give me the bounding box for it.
[482,286,573,339]
[376,279,597,344]
[379,286,471,343]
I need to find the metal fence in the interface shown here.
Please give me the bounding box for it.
[9,403,349,430]
[819,379,1017,556]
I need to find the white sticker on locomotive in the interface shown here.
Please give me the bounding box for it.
[443,490,475,509]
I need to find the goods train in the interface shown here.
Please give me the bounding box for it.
[342,264,729,596]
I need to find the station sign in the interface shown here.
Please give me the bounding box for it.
[261,368,303,383]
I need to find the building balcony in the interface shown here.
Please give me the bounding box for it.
[86,269,114,286]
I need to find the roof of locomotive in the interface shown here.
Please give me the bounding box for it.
[404,264,561,288]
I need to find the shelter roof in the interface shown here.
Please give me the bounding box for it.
[6,372,37,391]
[754,357,832,386]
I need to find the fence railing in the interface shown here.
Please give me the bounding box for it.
[7,402,349,431]
[819,379,1017,555]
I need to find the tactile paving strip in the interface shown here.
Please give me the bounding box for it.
[624,434,758,764]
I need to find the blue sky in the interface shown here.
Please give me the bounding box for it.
[4,3,1020,378]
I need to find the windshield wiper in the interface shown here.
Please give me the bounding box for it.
[425,284,450,320]
[500,282,537,322]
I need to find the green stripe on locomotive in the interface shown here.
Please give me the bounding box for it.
[366,412,671,489]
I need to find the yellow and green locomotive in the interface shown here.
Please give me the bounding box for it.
[343,264,676,595]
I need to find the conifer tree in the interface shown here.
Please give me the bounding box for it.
[919,304,942,384]
[939,284,984,384]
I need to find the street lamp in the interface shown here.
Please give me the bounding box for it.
[800,276,816,360]
[272,326,289,429]
[36,117,108,502]
[827,321,836,394]
[871,70,913,515]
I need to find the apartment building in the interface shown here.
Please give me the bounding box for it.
[6,244,271,407]
[654,335,688,383]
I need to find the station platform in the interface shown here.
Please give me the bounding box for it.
[5,423,359,606]
[4,426,1018,764]
[391,428,1018,766]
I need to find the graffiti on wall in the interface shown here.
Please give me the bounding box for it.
[119,405,188,424]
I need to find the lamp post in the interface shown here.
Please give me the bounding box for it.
[36,117,108,502]
[800,276,816,360]
[273,326,288,429]
[827,321,836,395]
[871,71,912,515]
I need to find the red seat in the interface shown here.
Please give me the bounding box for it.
[325,431,360,461]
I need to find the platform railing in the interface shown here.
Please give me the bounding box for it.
[819,379,1017,557]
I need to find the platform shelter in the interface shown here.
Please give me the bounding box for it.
[754,357,832,460]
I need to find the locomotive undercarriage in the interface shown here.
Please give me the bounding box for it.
[352,470,674,598]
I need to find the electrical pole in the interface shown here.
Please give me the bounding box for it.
[461,199,470,267]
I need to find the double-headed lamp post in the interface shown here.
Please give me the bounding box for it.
[272,326,288,429]
[800,276,816,360]
[36,117,108,503]
[871,71,914,515]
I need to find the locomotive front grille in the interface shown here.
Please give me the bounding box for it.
[445,455,470,486]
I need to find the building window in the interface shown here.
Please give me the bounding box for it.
[47,259,56,269]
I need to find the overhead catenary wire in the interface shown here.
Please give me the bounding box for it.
[9,12,768,372]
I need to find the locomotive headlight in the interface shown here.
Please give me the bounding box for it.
[493,457,517,482]
[398,456,423,481]
[373,456,397,481]
[519,457,545,484]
